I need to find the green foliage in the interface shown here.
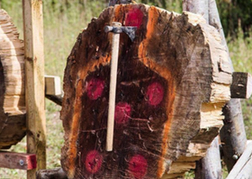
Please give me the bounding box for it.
[217,0,252,38]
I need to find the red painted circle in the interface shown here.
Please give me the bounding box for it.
[128,154,148,179]
[146,82,164,106]
[115,102,131,124]
[86,78,105,100]
[125,8,144,28]
[85,150,103,174]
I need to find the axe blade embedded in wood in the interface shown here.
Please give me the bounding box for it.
[104,22,137,151]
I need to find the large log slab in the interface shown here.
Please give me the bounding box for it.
[61,4,231,179]
[0,9,26,149]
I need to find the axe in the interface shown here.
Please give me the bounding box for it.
[105,22,137,151]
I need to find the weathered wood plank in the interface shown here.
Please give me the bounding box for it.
[0,152,36,170]
[22,0,46,178]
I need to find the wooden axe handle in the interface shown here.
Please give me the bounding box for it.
[106,22,122,151]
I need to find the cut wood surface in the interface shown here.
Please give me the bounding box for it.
[0,9,26,149]
[61,4,231,179]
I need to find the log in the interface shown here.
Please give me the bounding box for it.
[0,9,26,149]
[207,0,247,171]
[60,4,231,179]
[195,137,222,179]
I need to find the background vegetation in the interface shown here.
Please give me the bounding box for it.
[0,0,251,178]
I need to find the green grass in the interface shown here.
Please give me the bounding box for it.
[1,1,252,178]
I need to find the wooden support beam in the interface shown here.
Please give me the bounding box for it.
[45,94,63,106]
[45,75,61,96]
[0,152,36,170]
[22,0,46,178]
[45,75,62,105]
[226,142,252,179]
[231,72,252,99]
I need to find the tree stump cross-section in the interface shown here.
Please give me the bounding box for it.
[0,9,26,149]
[61,4,231,179]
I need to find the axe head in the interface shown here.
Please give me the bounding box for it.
[122,26,137,41]
[105,24,137,42]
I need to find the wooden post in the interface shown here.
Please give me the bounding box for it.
[22,0,46,178]
[182,0,209,23]
[208,0,247,172]
[195,137,222,179]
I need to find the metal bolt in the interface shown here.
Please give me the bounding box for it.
[232,154,239,160]
[19,159,24,166]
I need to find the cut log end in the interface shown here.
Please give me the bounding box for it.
[60,4,231,178]
[0,9,26,149]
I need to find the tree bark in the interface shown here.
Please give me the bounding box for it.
[61,4,231,179]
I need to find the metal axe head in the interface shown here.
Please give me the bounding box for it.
[104,22,137,41]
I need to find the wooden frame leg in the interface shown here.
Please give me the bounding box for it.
[22,0,46,178]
